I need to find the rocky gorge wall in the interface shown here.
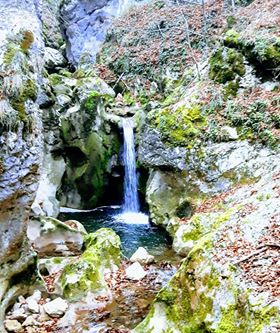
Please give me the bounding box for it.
[0,0,45,329]
[0,0,279,332]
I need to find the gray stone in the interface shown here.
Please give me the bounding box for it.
[138,127,187,170]
[130,247,154,264]
[44,47,66,70]
[60,0,150,65]
[27,216,87,257]
[26,299,39,314]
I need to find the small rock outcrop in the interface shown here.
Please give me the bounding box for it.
[60,0,150,66]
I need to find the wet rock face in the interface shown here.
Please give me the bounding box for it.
[60,0,149,65]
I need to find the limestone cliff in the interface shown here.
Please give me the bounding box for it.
[0,0,44,328]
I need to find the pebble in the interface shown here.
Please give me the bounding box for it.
[130,247,154,264]
[27,298,39,314]
[4,319,23,332]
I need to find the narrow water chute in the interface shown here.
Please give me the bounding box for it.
[122,117,140,213]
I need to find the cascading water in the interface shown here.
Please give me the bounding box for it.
[122,117,140,212]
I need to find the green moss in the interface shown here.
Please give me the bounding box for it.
[209,47,245,84]
[59,228,121,300]
[10,101,27,122]
[3,45,17,65]
[49,73,64,86]
[149,104,206,147]
[253,37,280,67]
[123,91,135,106]
[135,244,279,333]
[224,80,240,98]
[224,30,242,48]
[216,306,243,333]
[82,90,101,114]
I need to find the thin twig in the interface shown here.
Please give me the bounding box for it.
[233,248,267,265]
[233,243,280,265]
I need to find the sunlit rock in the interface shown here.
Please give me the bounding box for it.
[27,216,87,257]
[43,298,68,318]
[130,247,154,264]
[4,320,22,333]
[125,262,147,281]
[57,228,121,300]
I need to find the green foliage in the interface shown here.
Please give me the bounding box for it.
[149,104,206,147]
[224,31,280,77]
[82,91,101,114]
[224,100,279,147]
[252,37,280,70]
[209,47,245,84]
[123,91,135,106]
[224,30,242,48]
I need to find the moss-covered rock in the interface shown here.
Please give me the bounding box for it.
[224,30,280,78]
[209,47,245,85]
[57,228,121,300]
[148,103,206,148]
[133,247,279,333]
[50,73,121,208]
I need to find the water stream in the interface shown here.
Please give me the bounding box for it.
[122,118,140,213]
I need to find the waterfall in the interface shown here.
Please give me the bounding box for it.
[122,118,140,212]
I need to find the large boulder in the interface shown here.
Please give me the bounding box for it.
[135,153,280,332]
[57,228,121,300]
[133,248,279,333]
[27,217,87,257]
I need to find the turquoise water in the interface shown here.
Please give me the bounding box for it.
[59,206,173,258]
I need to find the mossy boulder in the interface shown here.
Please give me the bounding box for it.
[224,30,280,78]
[57,228,121,300]
[134,247,279,333]
[148,103,206,148]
